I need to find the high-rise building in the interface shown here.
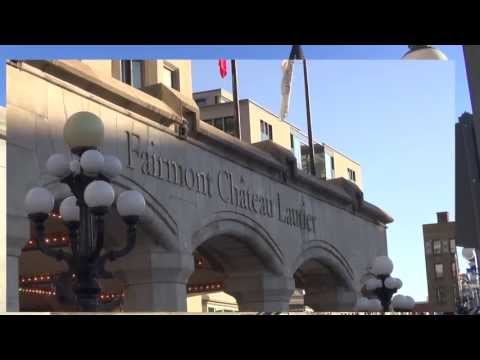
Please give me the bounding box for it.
[422,211,459,313]
[193,89,362,190]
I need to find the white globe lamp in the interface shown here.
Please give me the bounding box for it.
[372,256,394,276]
[46,153,71,178]
[63,112,104,154]
[84,180,115,213]
[59,196,80,223]
[25,187,55,216]
[402,45,448,60]
[80,149,104,176]
[116,190,146,218]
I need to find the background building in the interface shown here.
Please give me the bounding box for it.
[422,211,459,313]
[193,89,362,190]
[0,106,5,312]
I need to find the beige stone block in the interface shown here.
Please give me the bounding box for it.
[7,145,40,216]
[0,139,5,167]
[0,167,5,215]
[47,83,70,154]
[115,112,133,171]
[34,116,57,169]
[6,105,36,151]
[98,105,118,156]
[82,60,113,79]
[62,87,88,121]
[7,66,48,118]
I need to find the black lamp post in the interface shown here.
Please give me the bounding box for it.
[24,111,146,312]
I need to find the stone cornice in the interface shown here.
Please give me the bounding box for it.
[7,60,393,226]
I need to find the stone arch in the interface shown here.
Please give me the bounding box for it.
[188,211,294,312]
[191,210,286,276]
[292,241,357,312]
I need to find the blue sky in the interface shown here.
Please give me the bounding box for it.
[0,45,468,302]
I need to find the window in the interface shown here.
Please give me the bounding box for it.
[330,155,335,178]
[442,240,449,254]
[163,64,179,90]
[290,134,295,150]
[207,306,215,313]
[436,287,446,304]
[433,240,441,255]
[260,120,273,141]
[214,118,223,129]
[120,60,144,88]
[347,168,356,182]
[425,240,432,255]
[434,263,444,279]
[450,239,456,254]
[205,117,237,137]
[452,261,457,278]
[223,116,236,136]
[215,95,220,104]
[195,98,207,106]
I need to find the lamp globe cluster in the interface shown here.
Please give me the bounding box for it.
[24,112,146,312]
[356,255,415,314]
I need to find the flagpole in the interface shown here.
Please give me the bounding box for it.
[231,59,242,140]
[294,45,316,176]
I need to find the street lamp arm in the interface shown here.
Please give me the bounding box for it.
[31,215,73,265]
[97,218,137,268]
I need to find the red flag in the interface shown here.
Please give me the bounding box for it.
[219,59,228,78]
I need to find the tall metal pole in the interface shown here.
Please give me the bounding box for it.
[231,59,242,140]
[293,45,316,176]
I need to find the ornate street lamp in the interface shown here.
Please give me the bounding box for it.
[24,112,146,312]
[356,256,415,314]
[401,45,448,60]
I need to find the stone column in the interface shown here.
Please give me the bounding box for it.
[6,214,30,312]
[304,284,357,312]
[224,272,295,312]
[117,250,194,312]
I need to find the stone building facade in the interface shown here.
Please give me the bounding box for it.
[6,60,392,312]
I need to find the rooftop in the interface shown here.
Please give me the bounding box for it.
[193,89,360,166]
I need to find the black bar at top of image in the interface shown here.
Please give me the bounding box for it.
[0,15,478,45]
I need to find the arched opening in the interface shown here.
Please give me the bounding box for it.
[290,244,357,313]
[186,215,291,313]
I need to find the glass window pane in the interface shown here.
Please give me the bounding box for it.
[450,239,456,254]
[121,60,131,84]
[224,116,235,135]
[214,118,224,130]
[425,240,432,255]
[435,263,444,278]
[163,67,173,88]
[442,240,449,254]
[433,240,441,255]
[436,287,446,304]
[131,61,143,89]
